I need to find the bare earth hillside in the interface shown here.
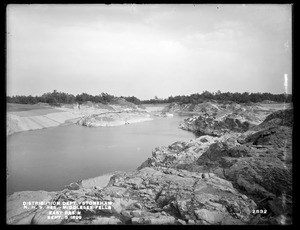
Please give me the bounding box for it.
[6,101,163,136]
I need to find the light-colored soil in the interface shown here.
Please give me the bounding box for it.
[258,103,292,110]
[7,103,51,112]
[142,103,169,112]
[6,112,81,136]
[7,102,156,135]
[77,111,153,127]
[9,108,62,117]
[7,103,86,135]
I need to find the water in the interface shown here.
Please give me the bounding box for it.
[7,115,195,195]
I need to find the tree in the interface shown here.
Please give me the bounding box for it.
[6,90,292,105]
[124,96,141,105]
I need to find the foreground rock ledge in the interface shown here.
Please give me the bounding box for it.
[7,167,257,225]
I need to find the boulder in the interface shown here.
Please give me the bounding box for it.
[65,182,81,190]
[261,109,293,127]
[225,156,292,197]
[244,126,292,148]
[194,209,225,224]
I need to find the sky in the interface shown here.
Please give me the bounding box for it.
[6,4,292,100]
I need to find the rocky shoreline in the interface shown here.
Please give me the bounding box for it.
[6,102,293,225]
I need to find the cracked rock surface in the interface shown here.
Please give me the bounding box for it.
[7,167,256,225]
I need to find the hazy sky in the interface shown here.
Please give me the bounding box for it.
[7,4,292,100]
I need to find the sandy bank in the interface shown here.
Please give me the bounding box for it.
[141,104,169,113]
[7,103,156,135]
[7,112,82,136]
[76,112,153,127]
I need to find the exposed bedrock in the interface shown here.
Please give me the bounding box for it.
[138,108,293,224]
[178,104,293,137]
[179,113,255,137]
[7,167,257,225]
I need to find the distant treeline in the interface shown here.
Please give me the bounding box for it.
[7,90,120,106]
[7,90,292,106]
[143,91,293,104]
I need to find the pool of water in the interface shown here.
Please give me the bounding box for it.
[7,115,196,195]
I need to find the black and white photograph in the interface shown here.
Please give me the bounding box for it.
[6,4,293,225]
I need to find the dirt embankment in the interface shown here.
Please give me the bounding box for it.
[76,111,153,127]
[7,104,82,136]
[7,101,160,135]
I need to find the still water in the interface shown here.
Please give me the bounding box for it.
[7,115,195,195]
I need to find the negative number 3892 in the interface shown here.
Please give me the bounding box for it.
[252,209,267,214]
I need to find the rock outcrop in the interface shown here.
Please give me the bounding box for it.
[195,141,293,224]
[168,102,221,115]
[179,103,292,138]
[179,113,252,137]
[7,167,257,225]
[138,108,293,225]
[252,109,293,130]
[138,135,218,170]
[243,126,292,148]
